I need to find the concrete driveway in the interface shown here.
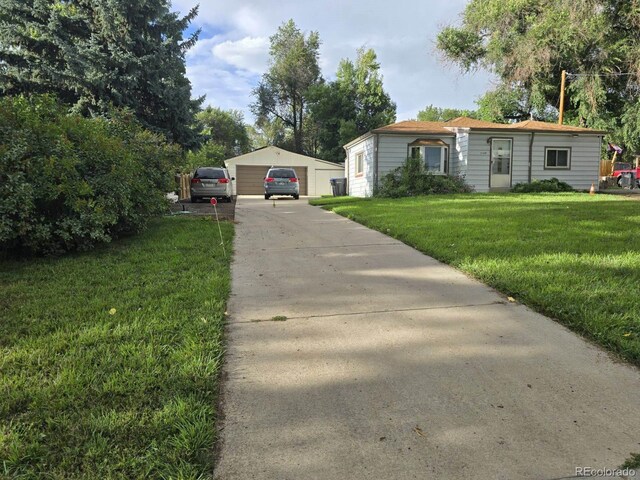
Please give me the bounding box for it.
[215,196,640,479]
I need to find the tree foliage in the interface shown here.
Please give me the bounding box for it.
[251,20,321,154]
[417,105,476,122]
[196,107,251,158]
[307,48,396,162]
[0,0,202,148]
[437,0,640,151]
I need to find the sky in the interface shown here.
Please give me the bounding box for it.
[172,0,495,124]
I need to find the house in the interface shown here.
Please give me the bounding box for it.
[224,146,344,196]
[343,117,607,196]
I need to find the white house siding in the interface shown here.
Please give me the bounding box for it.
[530,134,602,190]
[377,134,456,177]
[466,132,531,192]
[346,136,375,197]
[466,132,602,192]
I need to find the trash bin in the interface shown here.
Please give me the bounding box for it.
[620,172,634,188]
[330,178,347,196]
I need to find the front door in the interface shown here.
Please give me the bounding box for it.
[490,138,512,189]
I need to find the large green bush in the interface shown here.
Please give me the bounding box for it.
[0,95,181,255]
[376,156,474,198]
[511,178,574,193]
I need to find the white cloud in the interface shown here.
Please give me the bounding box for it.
[173,0,494,122]
[212,37,270,74]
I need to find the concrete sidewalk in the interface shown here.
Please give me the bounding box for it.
[215,196,640,480]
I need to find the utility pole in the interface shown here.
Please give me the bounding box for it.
[558,70,567,125]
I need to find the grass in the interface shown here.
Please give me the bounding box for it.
[311,193,640,366]
[0,216,233,479]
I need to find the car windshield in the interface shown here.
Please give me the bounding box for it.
[195,168,225,179]
[269,169,296,178]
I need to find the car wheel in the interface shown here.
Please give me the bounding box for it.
[293,194,299,200]
[190,196,198,203]
[265,194,270,200]
[225,196,232,203]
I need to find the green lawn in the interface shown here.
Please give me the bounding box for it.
[311,193,640,366]
[0,216,233,479]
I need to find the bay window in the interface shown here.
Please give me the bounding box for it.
[409,140,449,174]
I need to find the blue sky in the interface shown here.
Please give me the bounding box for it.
[172,0,494,123]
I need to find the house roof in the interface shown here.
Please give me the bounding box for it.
[372,120,453,135]
[445,117,506,129]
[507,120,608,134]
[224,145,343,168]
[444,117,607,134]
[369,117,607,136]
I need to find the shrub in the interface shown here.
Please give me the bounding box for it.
[511,177,574,193]
[0,95,181,255]
[375,156,474,198]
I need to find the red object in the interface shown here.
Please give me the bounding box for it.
[612,166,640,178]
[190,178,201,184]
[289,177,298,182]
[265,177,275,182]
[218,178,229,184]
[210,197,218,206]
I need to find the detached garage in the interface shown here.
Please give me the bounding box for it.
[224,146,344,196]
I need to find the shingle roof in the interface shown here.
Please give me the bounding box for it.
[372,120,453,135]
[445,117,506,129]
[370,117,607,136]
[445,117,607,134]
[507,120,607,134]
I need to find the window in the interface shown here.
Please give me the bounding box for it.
[268,168,296,178]
[409,145,448,174]
[355,152,364,176]
[194,168,226,179]
[545,147,571,169]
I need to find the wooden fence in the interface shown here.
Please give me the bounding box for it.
[600,160,614,177]
[178,174,191,200]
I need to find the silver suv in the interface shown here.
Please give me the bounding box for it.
[264,167,300,200]
[190,167,233,203]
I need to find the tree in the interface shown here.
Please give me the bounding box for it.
[436,0,640,151]
[308,48,396,162]
[196,107,251,158]
[417,105,476,122]
[251,20,321,154]
[246,118,289,150]
[0,0,202,148]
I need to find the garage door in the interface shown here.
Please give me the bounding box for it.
[236,165,270,195]
[236,165,308,195]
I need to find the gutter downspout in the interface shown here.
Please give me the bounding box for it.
[374,133,380,195]
[528,132,535,183]
[343,146,349,195]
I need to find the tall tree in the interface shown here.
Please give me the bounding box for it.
[308,48,396,162]
[251,20,321,154]
[196,107,251,158]
[436,0,640,150]
[0,0,202,148]
[246,118,289,150]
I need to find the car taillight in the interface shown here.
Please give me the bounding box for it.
[265,177,275,182]
[191,178,201,184]
[218,178,229,183]
[289,178,298,182]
